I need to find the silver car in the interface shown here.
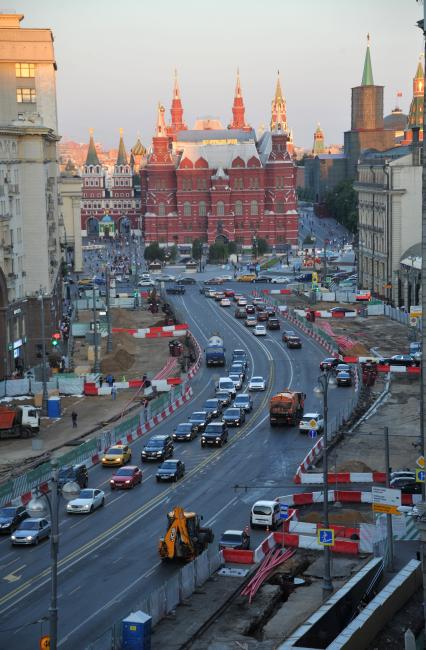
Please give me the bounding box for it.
[11,518,51,545]
[66,488,105,514]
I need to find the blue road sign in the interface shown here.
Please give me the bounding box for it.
[279,504,289,520]
[416,469,425,483]
[318,528,334,546]
[309,429,317,439]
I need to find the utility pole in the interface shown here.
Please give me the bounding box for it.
[323,238,328,285]
[105,266,113,354]
[92,282,100,373]
[384,426,394,571]
[39,288,49,416]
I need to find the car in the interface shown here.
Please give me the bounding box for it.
[58,463,89,489]
[233,293,244,302]
[237,274,256,282]
[101,444,132,467]
[220,298,231,307]
[286,335,302,349]
[173,422,198,441]
[238,298,248,307]
[138,279,155,287]
[228,373,243,390]
[223,407,246,427]
[219,529,251,550]
[257,311,268,322]
[176,276,196,285]
[252,298,264,306]
[215,391,232,407]
[201,422,228,447]
[188,411,211,432]
[166,284,186,295]
[206,289,217,298]
[319,357,339,371]
[219,275,233,281]
[233,393,253,412]
[216,377,237,397]
[330,307,356,315]
[140,273,151,280]
[266,307,276,317]
[11,518,51,545]
[203,277,225,285]
[299,413,324,433]
[110,466,142,490]
[334,363,351,374]
[336,371,352,387]
[78,278,93,286]
[230,362,246,379]
[156,459,185,482]
[155,274,176,282]
[248,376,266,391]
[252,274,272,283]
[66,488,105,514]
[224,289,235,297]
[255,302,267,312]
[245,315,257,327]
[232,350,248,368]
[253,325,267,336]
[141,435,174,461]
[381,354,420,367]
[270,276,290,284]
[282,330,297,342]
[215,292,226,301]
[202,398,223,419]
[267,318,280,330]
[0,506,29,534]
[234,307,246,319]
[389,477,422,494]
[245,304,256,315]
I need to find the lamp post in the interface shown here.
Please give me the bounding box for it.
[26,458,80,649]
[105,266,113,354]
[92,281,100,373]
[314,368,337,598]
[38,288,49,416]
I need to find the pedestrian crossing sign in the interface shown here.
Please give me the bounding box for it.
[318,528,334,546]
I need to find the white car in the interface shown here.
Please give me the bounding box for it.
[271,276,290,284]
[155,275,175,282]
[220,298,231,307]
[228,373,243,390]
[299,412,324,433]
[253,325,266,336]
[138,279,154,287]
[248,376,266,391]
[219,275,233,281]
[238,298,248,307]
[66,488,105,514]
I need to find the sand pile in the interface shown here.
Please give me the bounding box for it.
[101,345,135,374]
[337,460,373,472]
[300,508,372,525]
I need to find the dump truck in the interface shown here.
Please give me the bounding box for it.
[0,407,36,439]
[158,506,214,562]
[269,390,305,426]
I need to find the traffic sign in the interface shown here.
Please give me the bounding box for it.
[416,456,425,469]
[309,419,317,429]
[39,636,50,650]
[318,528,334,546]
[309,429,317,439]
[416,469,425,483]
[372,486,402,515]
[279,504,289,520]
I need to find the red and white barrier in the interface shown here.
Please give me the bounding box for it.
[112,324,188,339]
[276,489,423,507]
[84,376,182,396]
[272,531,360,555]
[295,471,387,485]
[186,331,203,380]
[294,436,325,482]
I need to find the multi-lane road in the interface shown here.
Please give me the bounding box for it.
[0,281,356,649]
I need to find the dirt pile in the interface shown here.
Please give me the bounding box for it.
[300,508,372,525]
[336,460,373,472]
[101,346,135,374]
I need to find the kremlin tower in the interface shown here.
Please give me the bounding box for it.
[312,124,325,155]
[270,72,294,154]
[166,70,187,141]
[229,69,251,131]
[403,56,424,143]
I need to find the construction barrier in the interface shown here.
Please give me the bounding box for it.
[276,490,423,507]
[295,471,387,485]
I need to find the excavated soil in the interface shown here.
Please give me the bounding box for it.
[300,508,373,525]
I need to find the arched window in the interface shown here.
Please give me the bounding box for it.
[199,201,206,217]
[217,201,225,216]
[250,200,258,216]
[158,202,165,216]
[276,202,284,214]
[235,200,243,216]
[183,201,191,217]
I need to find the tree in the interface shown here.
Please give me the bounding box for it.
[252,237,269,257]
[208,242,228,263]
[168,245,178,262]
[227,241,237,255]
[144,242,164,262]
[324,180,358,233]
[192,239,203,260]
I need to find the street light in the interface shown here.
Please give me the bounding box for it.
[26,458,80,649]
[313,368,337,598]
[38,288,49,416]
[92,280,100,373]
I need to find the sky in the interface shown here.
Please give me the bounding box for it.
[12,0,425,150]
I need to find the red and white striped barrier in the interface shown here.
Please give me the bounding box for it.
[276,490,423,507]
[154,357,179,380]
[272,530,360,555]
[295,471,387,485]
[341,356,421,375]
[294,436,325,482]
[186,331,203,380]
[84,377,182,396]
[112,324,189,339]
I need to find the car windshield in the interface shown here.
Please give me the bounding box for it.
[0,508,16,516]
[221,533,243,543]
[161,460,177,468]
[251,377,263,383]
[229,375,240,381]
[115,468,133,476]
[253,505,272,515]
[107,447,124,455]
[225,409,240,416]
[205,424,222,432]
[190,413,205,420]
[204,400,218,407]
[176,424,192,432]
[79,490,93,499]
[146,440,164,448]
[220,381,234,389]
[19,521,41,530]
[235,396,248,404]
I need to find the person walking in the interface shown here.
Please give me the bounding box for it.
[111,385,117,400]
[71,410,78,428]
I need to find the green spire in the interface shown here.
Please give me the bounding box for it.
[117,128,128,165]
[361,34,374,86]
[85,128,100,166]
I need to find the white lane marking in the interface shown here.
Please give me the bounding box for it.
[104,493,126,507]
[67,585,81,596]
[205,495,238,527]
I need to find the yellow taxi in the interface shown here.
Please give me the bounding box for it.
[101,444,132,467]
[78,278,93,286]
[237,274,256,282]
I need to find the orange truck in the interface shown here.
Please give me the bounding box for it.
[269,390,305,426]
[0,407,35,439]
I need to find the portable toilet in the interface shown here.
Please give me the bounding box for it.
[122,611,152,649]
[47,396,61,418]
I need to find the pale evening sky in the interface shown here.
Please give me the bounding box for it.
[11,0,424,151]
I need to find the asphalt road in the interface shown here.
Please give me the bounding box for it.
[0,283,356,649]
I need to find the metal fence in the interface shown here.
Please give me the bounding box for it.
[85,546,224,650]
[384,304,422,334]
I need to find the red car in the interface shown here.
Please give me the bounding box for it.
[110,466,142,490]
[224,289,235,297]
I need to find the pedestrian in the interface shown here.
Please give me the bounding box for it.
[111,386,117,400]
[99,375,103,388]
[71,410,78,428]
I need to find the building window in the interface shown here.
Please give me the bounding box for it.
[15,63,35,78]
[158,202,165,216]
[250,200,258,216]
[16,88,36,103]
[197,178,207,190]
[235,200,243,216]
[234,178,243,190]
[183,201,191,216]
[276,202,284,213]
[217,201,225,216]
[199,201,206,217]
[182,178,192,191]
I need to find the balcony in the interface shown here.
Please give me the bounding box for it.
[0,213,11,222]
[7,184,19,194]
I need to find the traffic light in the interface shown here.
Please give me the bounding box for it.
[51,332,61,347]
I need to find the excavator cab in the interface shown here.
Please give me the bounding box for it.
[158,507,213,562]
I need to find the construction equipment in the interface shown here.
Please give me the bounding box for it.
[269,390,305,426]
[0,407,35,439]
[158,506,214,562]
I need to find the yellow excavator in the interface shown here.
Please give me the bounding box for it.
[158,506,214,562]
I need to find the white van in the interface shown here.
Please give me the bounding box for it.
[250,500,281,529]
[215,377,237,398]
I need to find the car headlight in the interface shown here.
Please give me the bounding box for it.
[102,457,106,462]
[83,505,90,511]
[216,437,221,441]
[26,536,33,540]
[156,451,162,456]
[142,451,147,455]
[110,480,115,484]
[201,437,206,442]
[186,433,191,438]
[11,535,16,540]
[125,480,131,484]
[0,523,9,527]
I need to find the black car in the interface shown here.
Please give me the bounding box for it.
[390,477,422,494]
[141,435,174,462]
[266,307,276,317]
[287,336,302,349]
[319,357,339,371]
[219,529,250,550]
[177,276,196,285]
[215,391,232,407]
[282,330,297,342]
[380,354,420,368]
[203,399,223,418]
[58,463,89,489]
[188,411,211,432]
[252,274,272,283]
[201,422,228,447]
[223,407,245,427]
[156,459,185,482]
[0,506,29,534]
[336,371,352,387]
[166,284,185,295]
[267,318,280,330]
[173,422,197,441]
[234,307,247,319]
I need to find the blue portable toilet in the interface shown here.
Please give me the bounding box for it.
[122,611,152,649]
[47,396,61,418]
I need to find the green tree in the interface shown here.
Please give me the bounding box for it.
[168,245,178,262]
[144,242,164,262]
[324,180,358,233]
[191,239,203,260]
[208,242,228,263]
[227,241,237,255]
[252,237,268,257]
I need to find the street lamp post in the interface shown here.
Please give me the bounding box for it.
[314,368,337,598]
[92,282,100,373]
[38,289,49,416]
[26,458,80,649]
[105,266,113,354]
